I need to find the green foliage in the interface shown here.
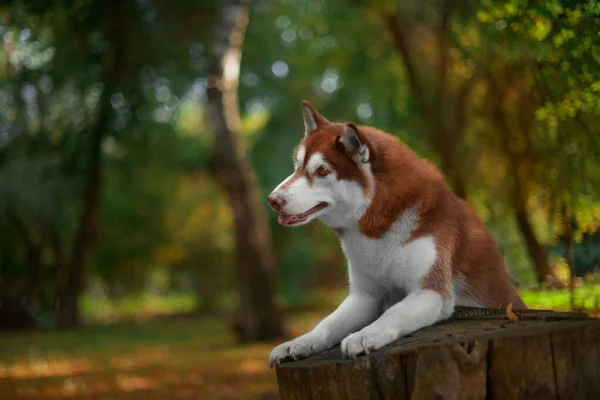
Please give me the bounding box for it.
[549,237,600,277]
[1,0,600,323]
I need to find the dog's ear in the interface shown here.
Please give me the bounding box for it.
[302,100,330,136]
[339,122,370,163]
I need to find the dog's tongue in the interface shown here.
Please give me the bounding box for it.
[278,213,306,225]
[277,203,327,226]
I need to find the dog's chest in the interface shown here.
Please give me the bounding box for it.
[338,207,437,294]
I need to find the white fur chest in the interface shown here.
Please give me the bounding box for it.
[338,206,438,302]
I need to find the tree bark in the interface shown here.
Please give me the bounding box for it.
[275,310,600,400]
[205,0,284,341]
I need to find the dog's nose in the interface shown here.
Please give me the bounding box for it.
[267,194,286,211]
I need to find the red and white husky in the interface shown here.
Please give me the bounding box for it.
[267,101,526,366]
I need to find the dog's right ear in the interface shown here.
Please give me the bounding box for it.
[339,122,371,163]
[302,100,330,136]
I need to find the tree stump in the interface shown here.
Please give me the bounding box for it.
[275,309,600,399]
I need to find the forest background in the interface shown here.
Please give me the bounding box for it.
[1,0,599,398]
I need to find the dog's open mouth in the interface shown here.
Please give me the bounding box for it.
[278,202,328,226]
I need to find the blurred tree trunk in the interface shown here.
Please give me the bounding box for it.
[206,0,284,341]
[514,206,554,285]
[54,0,125,328]
[485,71,560,287]
[0,289,38,332]
[24,245,42,308]
[6,211,43,308]
[385,5,471,200]
[562,203,576,309]
[55,95,107,328]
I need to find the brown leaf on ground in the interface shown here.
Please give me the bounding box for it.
[506,303,520,322]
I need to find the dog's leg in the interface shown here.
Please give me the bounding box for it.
[341,288,452,358]
[269,293,380,367]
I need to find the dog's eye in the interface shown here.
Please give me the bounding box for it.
[316,166,330,177]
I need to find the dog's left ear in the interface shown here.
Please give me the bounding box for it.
[339,122,370,163]
[302,100,330,136]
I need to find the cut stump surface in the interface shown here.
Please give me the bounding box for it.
[275,309,600,399]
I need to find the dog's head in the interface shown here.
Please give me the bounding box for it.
[267,101,375,228]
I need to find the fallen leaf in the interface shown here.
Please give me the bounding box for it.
[506,303,520,322]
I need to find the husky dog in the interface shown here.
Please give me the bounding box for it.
[267,101,526,366]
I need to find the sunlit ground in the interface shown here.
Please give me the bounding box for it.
[0,311,327,400]
[0,285,598,399]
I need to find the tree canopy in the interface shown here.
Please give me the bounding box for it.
[1,0,599,329]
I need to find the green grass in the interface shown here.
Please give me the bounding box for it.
[79,293,199,324]
[519,283,600,313]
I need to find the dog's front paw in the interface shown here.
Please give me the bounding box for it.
[269,335,326,367]
[341,328,397,359]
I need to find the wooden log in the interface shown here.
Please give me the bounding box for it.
[275,309,600,399]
